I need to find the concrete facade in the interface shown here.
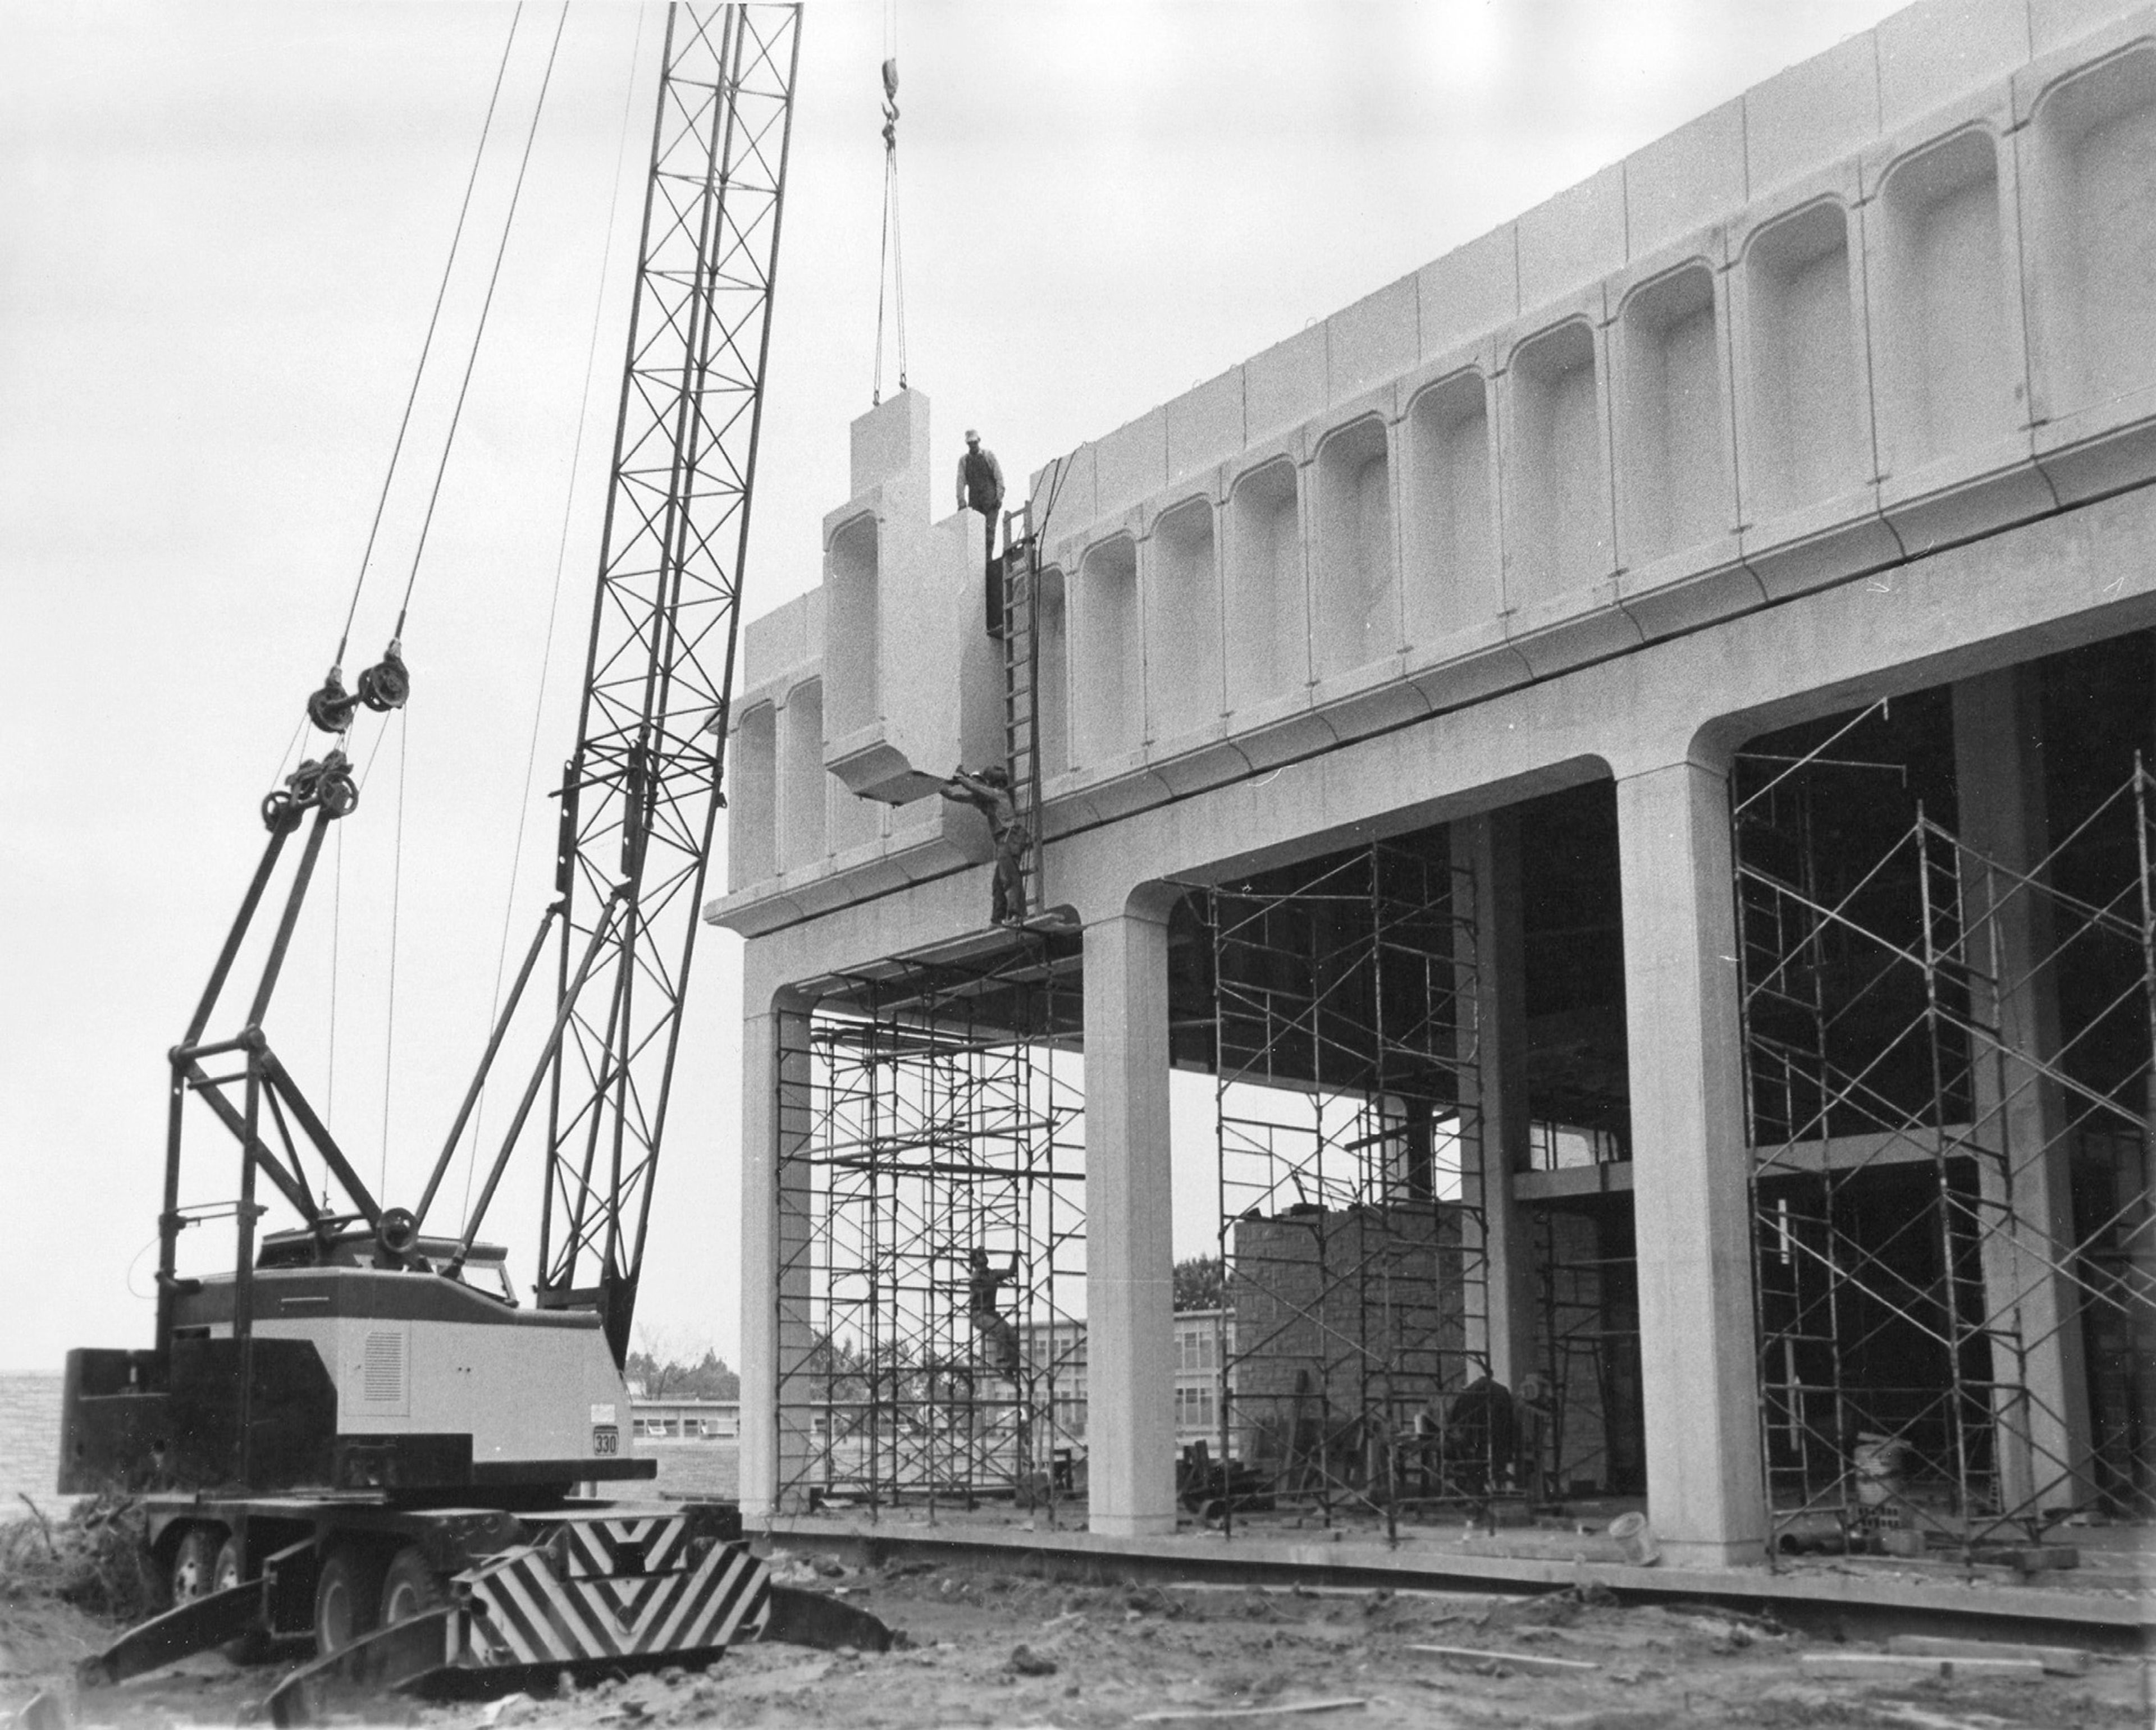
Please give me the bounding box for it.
[714,1,2156,1568]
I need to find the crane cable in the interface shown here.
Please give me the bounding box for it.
[391,0,573,643]
[872,2,907,404]
[329,4,526,679]
[373,2,569,1205]
[462,0,652,1227]
[315,7,526,1154]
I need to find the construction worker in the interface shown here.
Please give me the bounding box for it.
[940,763,1028,926]
[1515,1371,1553,1504]
[1441,1372,1516,1498]
[956,429,1005,633]
[966,1247,1022,1377]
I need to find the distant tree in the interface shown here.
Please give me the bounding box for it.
[629,1325,728,1399]
[678,1349,741,1400]
[1173,1254,1225,1311]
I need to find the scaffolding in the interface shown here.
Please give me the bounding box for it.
[1734,711,2155,1560]
[1207,839,1495,1538]
[1532,1200,1644,1499]
[774,936,1085,1518]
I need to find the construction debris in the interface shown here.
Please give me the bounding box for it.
[0,1499,157,1626]
[1406,1641,1599,1675]
[1884,1634,2092,1675]
[5,1554,2142,1729]
[1797,1650,2048,1681]
[1134,1702,1367,1724]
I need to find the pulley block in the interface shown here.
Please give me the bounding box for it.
[260,748,359,831]
[306,670,359,735]
[357,647,410,712]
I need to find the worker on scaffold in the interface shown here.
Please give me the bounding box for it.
[956,428,1006,633]
[966,1247,1022,1377]
[940,762,1029,926]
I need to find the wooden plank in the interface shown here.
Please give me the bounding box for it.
[1799,1652,2046,1681]
[1132,1701,1368,1724]
[1885,1636,2090,1676]
[1405,1644,1599,1675]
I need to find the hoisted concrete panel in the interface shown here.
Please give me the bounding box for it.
[821,390,1004,805]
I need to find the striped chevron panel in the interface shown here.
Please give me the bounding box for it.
[455,1535,770,1667]
[555,1513,686,1580]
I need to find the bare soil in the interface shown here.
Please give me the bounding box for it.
[4,1548,2146,1729]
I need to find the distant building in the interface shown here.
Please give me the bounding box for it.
[631,1397,739,1440]
[1006,1310,1236,1453]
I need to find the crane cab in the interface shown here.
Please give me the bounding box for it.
[61,1228,647,1501]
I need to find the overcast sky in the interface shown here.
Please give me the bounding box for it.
[0,0,1913,1372]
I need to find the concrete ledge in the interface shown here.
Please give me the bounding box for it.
[755,1515,2144,1644]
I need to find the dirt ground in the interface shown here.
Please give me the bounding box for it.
[3,1549,2147,1729]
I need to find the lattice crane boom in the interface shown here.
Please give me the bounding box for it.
[528,3,801,1366]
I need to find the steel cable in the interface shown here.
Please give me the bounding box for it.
[331,4,525,672]
[873,2,907,402]
[462,1,651,1227]
[391,0,573,642]
[379,707,409,1198]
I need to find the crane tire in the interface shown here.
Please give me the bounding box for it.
[212,1533,273,1664]
[378,1545,446,1628]
[313,1541,386,1656]
[168,1523,224,1608]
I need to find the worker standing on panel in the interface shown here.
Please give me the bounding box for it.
[956,428,1004,630]
[940,762,1028,925]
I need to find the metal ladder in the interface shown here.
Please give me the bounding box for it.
[998,502,1045,922]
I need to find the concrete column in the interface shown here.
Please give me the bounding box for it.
[1952,669,2092,1511]
[1615,757,1769,1566]
[738,986,816,1521]
[1081,896,1178,1536]
[1452,812,1535,1388]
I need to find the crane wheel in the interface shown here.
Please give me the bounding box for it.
[378,1545,446,1627]
[168,1523,224,1607]
[313,1543,386,1656]
[259,790,296,832]
[213,1533,273,1664]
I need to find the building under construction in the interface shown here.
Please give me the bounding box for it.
[709,0,2154,1573]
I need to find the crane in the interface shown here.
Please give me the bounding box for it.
[45,7,883,1709]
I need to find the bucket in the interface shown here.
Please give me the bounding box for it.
[1607,1511,1660,1565]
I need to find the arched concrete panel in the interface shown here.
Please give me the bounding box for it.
[1312,413,1401,682]
[1615,263,1730,568]
[1144,497,1223,746]
[1738,199,1870,518]
[824,511,880,741]
[1223,456,1307,711]
[1403,370,1498,649]
[1505,318,1611,612]
[1874,127,2015,474]
[1074,533,1143,769]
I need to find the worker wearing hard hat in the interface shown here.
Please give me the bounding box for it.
[956,429,1006,631]
[940,762,1029,926]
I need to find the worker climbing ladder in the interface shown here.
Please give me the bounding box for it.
[998,502,1047,921]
